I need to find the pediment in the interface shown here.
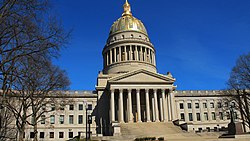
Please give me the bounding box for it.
[109,69,175,84]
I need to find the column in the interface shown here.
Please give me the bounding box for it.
[106,52,109,65]
[192,100,197,122]
[114,47,117,62]
[129,45,132,60]
[170,91,176,120]
[152,97,155,121]
[145,89,151,122]
[136,89,141,122]
[149,49,152,63]
[199,100,204,122]
[140,46,143,61]
[124,46,127,61]
[159,97,163,121]
[119,89,124,123]
[109,49,112,64]
[119,46,121,61]
[135,46,138,61]
[128,89,133,122]
[110,89,115,122]
[184,100,188,122]
[167,93,172,121]
[144,47,147,62]
[207,100,212,121]
[153,89,159,122]
[162,89,167,122]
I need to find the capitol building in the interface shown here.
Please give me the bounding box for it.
[23,1,248,140]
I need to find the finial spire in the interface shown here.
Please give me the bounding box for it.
[122,0,132,16]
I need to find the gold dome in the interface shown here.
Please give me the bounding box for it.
[109,0,148,35]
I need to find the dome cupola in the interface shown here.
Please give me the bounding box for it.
[102,0,157,74]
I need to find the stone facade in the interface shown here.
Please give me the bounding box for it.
[18,1,249,141]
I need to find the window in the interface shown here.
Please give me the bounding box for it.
[69,115,74,124]
[188,113,193,121]
[226,112,230,119]
[195,103,199,109]
[219,112,223,120]
[50,115,55,124]
[234,112,238,119]
[59,132,64,138]
[225,102,229,107]
[204,112,208,121]
[187,103,192,109]
[179,103,184,109]
[40,132,44,138]
[42,104,46,111]
[79,104,83,110]
[231,102,236,108]
[196,113,201,121]
[131,34,134,38]
[180,113,185,121]
[69,132,73,138]
[212,112,216,120]
[49,132,54,138]
[210,102,214,108]
[41,115,45,124]
[51,104,55,111]
[30,132,35,138]
[69,104,74,110]
[217,102,222,108]
[203,103,207,108]
[78,115,83,124]
[59,115,64,124]
[60,104,65,110]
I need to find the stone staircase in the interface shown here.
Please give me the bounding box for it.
[120,122,184,138]
[93,122,223,141]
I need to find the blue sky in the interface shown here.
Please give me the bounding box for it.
[52,0,250,90]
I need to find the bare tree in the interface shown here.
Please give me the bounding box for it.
[7,56,70,141]
[0,0,70,140]
[227,52,250,132]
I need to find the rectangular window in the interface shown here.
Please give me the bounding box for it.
[30,132,35,138]
[195,103,199,109]
[50,132,54,138]
[60,104,65,110]
[69,132,73,138]
[59,132,64,138]
[79,104,83,110]
[219,112,223,120]
[41,115,45,124]
[225,102,229,107]
[212,112,216,120]
[78,115,83,124]
[217,102,222,108]
[210,102,214,108]
[59,115,64,124]
[42,104,46,111]
[204,112,208,121]
[188,113,193,121]
[203,103,207,108]
[234,112,238,119]
[226,112,230,119]
[69,104,74,110]
[50,115,55,124]
[180,113,185,121]
[51,104,55,111]
[179,103,184,109]
[187,103,192,109]
[69,115,74,124]
[196,113,201,121]
[40,132,44,138]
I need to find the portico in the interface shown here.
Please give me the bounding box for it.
[108,69,176,124]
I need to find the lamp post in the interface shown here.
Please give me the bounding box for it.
[83,101,92,141]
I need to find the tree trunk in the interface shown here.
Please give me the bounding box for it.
[34,123,38,141]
